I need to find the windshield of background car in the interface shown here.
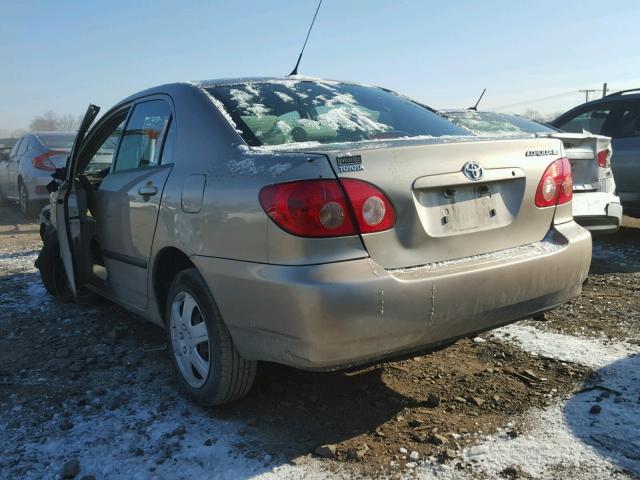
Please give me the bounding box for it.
[37,133,76,150]
[206,80,468,146]
[445,111,557,136]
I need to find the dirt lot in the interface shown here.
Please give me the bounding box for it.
[0,205,639,479]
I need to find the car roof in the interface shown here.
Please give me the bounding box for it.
[572,90,640,108]
[111,76,382,112]
[443,110,522,115]
[195,75,365,88]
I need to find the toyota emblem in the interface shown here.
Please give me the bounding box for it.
[462,161,484,181]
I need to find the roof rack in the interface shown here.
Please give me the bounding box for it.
[606,88,640,97]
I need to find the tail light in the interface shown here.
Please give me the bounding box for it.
[32,151,64,171]
[341,179,396,233]
[597,149,609,168]
[259,179,396,238]
[535,157,572,208]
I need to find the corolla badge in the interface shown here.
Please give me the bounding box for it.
[462,161,484,181]
[336,155,364,173]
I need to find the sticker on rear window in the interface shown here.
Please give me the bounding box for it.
[336,155,364,173]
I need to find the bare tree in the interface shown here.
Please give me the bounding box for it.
[29,111,59,131]
[29,111,82,132]
[55,113,82,131]
[522,109,542,121]
[542,111,564,123]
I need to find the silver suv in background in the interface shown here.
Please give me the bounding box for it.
[0,132,75,217]
[552,89,640,217]
[444,110,622,234]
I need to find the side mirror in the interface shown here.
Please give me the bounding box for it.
[46,179,59,193]
[53,166,67,181]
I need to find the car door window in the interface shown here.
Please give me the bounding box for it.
[83,114,128,175]
[9,139,22,158]
[556,106,612,134]
[16,137,28,155]
[113,100,172,172]
[611,104,640,138]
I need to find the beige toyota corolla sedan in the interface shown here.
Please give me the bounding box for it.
[36,77,592,405]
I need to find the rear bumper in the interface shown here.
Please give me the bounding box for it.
[573,192,622,234]
[193,221,591,370]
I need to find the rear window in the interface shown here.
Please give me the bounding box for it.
[445,111,557,136]
[37,134,76,150]
[205,80,468,146]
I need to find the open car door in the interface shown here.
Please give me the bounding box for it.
[55,104,100,298]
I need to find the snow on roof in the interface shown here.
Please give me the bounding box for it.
[194,76,368,89]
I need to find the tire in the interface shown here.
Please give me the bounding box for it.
[0,184,9,206]
[35,232,71,300]
[18,181,38,218]
[166,268,256,406]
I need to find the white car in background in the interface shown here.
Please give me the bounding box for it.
[444,110,622,234]
[0,132,75,217]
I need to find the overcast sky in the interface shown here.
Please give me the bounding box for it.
[1,0,639,132]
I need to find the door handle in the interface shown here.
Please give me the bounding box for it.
[138,184,158,198]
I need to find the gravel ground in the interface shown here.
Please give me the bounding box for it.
[0,205,638,480]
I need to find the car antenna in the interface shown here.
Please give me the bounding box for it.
[288,0,323,76]
[468,88,487,111]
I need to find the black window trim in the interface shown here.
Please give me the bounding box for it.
[77,104,133,176]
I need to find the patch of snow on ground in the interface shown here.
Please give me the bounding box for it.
[491,324,639,369]
[0,250,39,274]
[1,390,340,480]
[452,324,640,478]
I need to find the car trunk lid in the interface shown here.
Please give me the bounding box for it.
[302,137,565,269]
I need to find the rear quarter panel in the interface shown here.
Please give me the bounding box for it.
[150,84,367,271]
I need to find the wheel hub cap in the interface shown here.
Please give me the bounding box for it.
[169,291,210,388]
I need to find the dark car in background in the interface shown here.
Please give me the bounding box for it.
[552,89,640,217]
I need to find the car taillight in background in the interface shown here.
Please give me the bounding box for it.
[535,157,572,208]
[259,179,396,238]
[597,149,610,168]
[32,151,64,171]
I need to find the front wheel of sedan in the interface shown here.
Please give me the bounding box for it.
[166,268,256,406]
